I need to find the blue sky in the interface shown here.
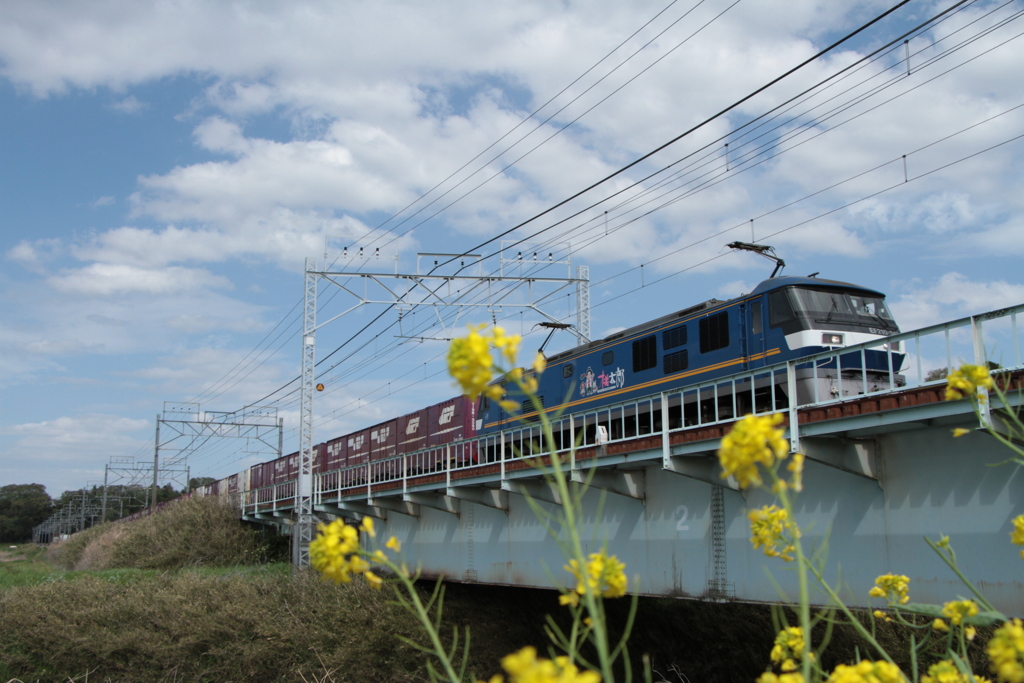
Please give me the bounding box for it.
[2,0,1023,496]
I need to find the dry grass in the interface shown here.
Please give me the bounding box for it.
[0,568,425,682]
[49,497,278,571]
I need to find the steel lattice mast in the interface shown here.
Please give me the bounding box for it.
[292,246,590,567]
[295,258,319,567]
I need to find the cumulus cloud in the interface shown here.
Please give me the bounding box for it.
[0,414,152,493]
[47,263,233,296]
[888,272,1024,332]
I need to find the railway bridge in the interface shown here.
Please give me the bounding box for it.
[244,304,1024,614]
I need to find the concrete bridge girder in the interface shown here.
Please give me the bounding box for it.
[501,478,562,505]
[317,501,389,521]
[571,466,646,502]
[447,486,509,511]
[404,492,460,515]
[800,436,880,482]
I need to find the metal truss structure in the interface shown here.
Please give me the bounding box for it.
[102,455,185,520]
[152,402,283,511]
[32,487,104,543]
[294,246,591,567]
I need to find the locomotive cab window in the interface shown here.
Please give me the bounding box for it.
[562,363,574,378]
[602,351,614,366]
[773,286,898,332]
[699,312,729,353]
[770,290,794,327]
[632,335,657,372]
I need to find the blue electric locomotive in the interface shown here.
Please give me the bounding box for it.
[476,274,903,442]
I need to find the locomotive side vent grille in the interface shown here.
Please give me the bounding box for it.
[663,350,689,374]
[663,325,688,350]
[699,311,730,353]
[632,335,657,372]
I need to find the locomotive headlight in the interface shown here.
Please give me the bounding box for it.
[886,340,900,352]
[822,333,844,345]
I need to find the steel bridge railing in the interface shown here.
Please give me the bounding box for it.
[239,302,1024,515]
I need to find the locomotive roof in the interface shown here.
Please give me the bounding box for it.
[544,275,888,363]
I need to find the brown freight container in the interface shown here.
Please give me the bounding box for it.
[324,435,347,471]
[428,396,478,465]
[370,419,399,479]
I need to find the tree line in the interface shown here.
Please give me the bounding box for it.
[0,478,216,543]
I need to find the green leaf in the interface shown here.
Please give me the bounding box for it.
[965,610,1008,627]
[898,603,945,617]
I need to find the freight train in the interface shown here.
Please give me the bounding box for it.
[196,271,904,500]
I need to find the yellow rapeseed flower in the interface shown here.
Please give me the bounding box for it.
[825,660,902,683]
[564,550,628,599]
[758,674,805,683]
[558,592,580,608]
[533,352,547,374]
[496,646,601,683]
[952,428,971,437]
[364,570,383,590]
[942,599,979,626]
[309,519,368,586]
[718,413,790,489]
[934,619,950,632]
[922,659,988,683]
[869,573,910,605]
[448,325,499,400]
[386,535,401,553]
[749,505,799,561]
[770,626,809,672]
[1011,515,1024,559]
[989,618,1024,683]
[490,326,521,365]
[360,516,376,538]
[945,363,995,402]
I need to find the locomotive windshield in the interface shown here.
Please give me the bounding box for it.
[771,287,898,332]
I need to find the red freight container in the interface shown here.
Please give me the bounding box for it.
[369,419,398,460]
[398,408,429,455]
[369,419,399,479]
[249,463,265,491]
[271,452,294,485]
[426,396,478,466]
[324,435,347,471]
[346,428,371,466]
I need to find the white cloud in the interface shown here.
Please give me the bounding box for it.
[0,414,151,492]
[888,272,1024,332]
[6,238,63,273]
[111,95,144,113]
[47,263,233,296]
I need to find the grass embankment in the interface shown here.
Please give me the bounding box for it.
[0,497,980,682]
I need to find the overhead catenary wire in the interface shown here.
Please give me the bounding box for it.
[188,0,1019,479]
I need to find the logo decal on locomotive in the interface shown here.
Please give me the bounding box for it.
[579,366,626,398]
